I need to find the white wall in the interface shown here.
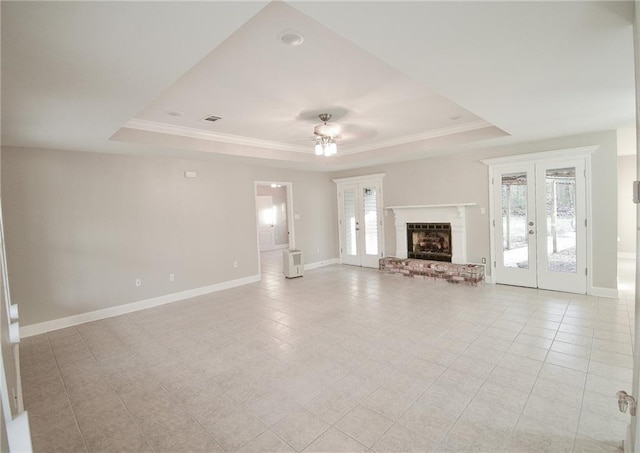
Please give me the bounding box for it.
[1,146,338,328]
[618,154,637,255]
[332,130,619,291]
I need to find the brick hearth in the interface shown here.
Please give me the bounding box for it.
[379,257,485,286]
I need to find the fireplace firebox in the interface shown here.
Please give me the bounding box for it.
[407,223,452,262]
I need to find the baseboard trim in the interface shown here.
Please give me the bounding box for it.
[590,286,619,298]
[618,252,636,260]
[20,274,261,338]
[305,258,339,271]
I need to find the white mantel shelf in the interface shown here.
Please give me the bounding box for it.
[386,203,477,210]
[387,203,477,264]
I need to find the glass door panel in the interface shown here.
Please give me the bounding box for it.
[501,172,529,269]
[544,168,577,273]
[343,186,358,263]
[363,186,378,256]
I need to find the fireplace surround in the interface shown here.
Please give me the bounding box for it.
[387,204,476,264]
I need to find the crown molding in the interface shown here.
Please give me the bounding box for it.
[123,119,310,153]
[339,120,494,155]
[123,118,494,156]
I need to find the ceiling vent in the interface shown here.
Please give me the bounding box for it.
[203,115,222,123]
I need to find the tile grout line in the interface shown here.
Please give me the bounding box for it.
[46,328,92,453]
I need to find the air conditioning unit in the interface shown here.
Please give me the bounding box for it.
[283,249,304,278]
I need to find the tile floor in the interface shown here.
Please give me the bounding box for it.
[21,251,634,452]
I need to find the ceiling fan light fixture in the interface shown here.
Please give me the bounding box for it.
[315,135,337,157]
[313,113,338,157]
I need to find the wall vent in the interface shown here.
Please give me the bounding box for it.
[203,115,222,123]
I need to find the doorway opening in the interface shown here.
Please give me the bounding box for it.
[254,181,294,277]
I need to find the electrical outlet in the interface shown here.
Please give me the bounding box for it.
[135,278,142,287]
[169,273,175,282]
[481,258,486,264]
[233,261,238,268]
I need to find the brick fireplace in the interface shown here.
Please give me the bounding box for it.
[387,204,476,264]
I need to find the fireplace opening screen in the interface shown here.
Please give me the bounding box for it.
[407,223,452,262]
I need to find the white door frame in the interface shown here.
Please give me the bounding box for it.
[483,146,596,294]
[254,181,295,276]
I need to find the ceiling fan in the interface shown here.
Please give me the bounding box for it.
[313,113,339,156]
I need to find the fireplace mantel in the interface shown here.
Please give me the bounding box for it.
[387,203,477,263]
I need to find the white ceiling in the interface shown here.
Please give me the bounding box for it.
[1,1,635,171]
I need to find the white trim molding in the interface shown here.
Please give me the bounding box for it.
[305,258,340,271]
[20,274,260,338]
[590,286,619,299]
[481,145,598,166]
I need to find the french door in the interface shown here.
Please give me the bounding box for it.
[335,175,384,268]
[492,159,587,294]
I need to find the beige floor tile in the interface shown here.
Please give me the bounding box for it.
[272,406,330,451]
[578,410,626,448]
[304,389,358,425]
[303,427,368,452]
[539,363,587,389]
[589,348,633,368]
[546,350,589,373]
[335,405,394,448]
[487,365,538,393]
[238,430,295,453]
[573,435,624,453]
[506,416,575,453]
[522,394,581,433]
[531,377,583,408]
[585,374,631,397]
[588,360,632,383]
[372,423,437,453]
[448,354,496,379]
[396,403,459,443]
[442,419,510,452]
[362,387,416,421]
[581,390,629,425]
[204,406,267,452]
[507,342,549,362]
[19,254,635,453]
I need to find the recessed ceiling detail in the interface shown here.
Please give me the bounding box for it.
[112,1,506,167]
[203,115,222,123]
[2,1,634,171]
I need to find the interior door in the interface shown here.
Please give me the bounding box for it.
[257,195,275,251]
[338,180,383,268]
[492,159,587,294]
